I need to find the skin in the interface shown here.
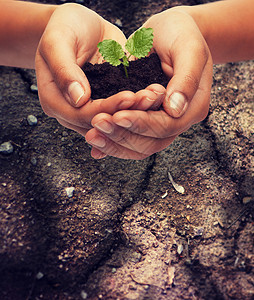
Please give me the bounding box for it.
[1,0,253,160]
[0,0,55,68]
[86,0,254,160]
[35,3,164,140]
[0,0,163,153]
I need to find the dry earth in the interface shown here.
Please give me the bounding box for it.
[0,0,253,299]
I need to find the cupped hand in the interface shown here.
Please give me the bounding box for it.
[35,3,137,134]
[85,7,213,159]
[144,7,213,118]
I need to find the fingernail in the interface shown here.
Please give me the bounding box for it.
[114,118,132,128]
[139,97,156,110]
[146,97,155,102]
[93,151,107,159]
[166,92,187,117]
[153,90,165,109]
[94,120,113,134]
[153,90,165,101]
[89,136,106,148]
[68,81,85,105]
[153,91,165,96]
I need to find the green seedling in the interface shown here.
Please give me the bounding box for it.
[97,27,154,78]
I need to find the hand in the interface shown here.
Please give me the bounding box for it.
[85,7,213,159]
[35,3,136,135]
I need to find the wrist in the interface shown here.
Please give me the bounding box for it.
[171,5,209,41]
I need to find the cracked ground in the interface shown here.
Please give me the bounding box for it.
[0,0,253,299]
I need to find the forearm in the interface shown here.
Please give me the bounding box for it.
[181,0,254,64]
[0,0,56,68]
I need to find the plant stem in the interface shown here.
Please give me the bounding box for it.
[123,64,128,78]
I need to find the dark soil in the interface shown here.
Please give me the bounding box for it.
[83,53,169,99]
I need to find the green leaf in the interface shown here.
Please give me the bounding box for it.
[125,27,154,59]
[97,40,125,66]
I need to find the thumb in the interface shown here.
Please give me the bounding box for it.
[38,29,91,107]
[161,41,212,118]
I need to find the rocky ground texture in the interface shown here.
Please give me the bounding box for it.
[0,0,253,299]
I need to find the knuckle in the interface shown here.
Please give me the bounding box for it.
[191,39,209,62]
[183,73,200,92]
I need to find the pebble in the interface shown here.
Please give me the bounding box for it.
[177,244,183,255]
[30,84,38,93]
[80,290,88,299]
[114,18,123,27]
[0,141,14,154]
[193,227,204,237]
[36,272,44,280]
[27,115,38,126]
[30,157,37,165]
[65,187,75,198]
[242,196,253,204]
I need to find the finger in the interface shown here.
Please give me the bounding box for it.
[36,5,105,107]
[148,11,213,118]
[85,128,151,160]
[132,84,166,111]
[90,114,175,155]
[56,117,90,137]
[37,29,91,108]
[90,148,108,159]
[163,34,212,118]
[112,109,189,138]
[145,83,166,110]
[163,48,212,118]
[37,58,136,128]
[132,89,159,110]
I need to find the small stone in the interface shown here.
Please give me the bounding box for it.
[2,183,7,187]
[112,268,117,273]
[65,187,75,198]
[31,157,37,165]
[30,84,38,93]
[0,142,14,154]
[27,115,38,126]
[47,162,52,167]
[177,244,183,255]
[242,196,253,204]
[193,227,204,237]
[36,272,44,280]
[115,18,123,27]
[80,290,88,299]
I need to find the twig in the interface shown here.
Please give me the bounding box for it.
[129,273,162,289]
[227,208,249,229]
